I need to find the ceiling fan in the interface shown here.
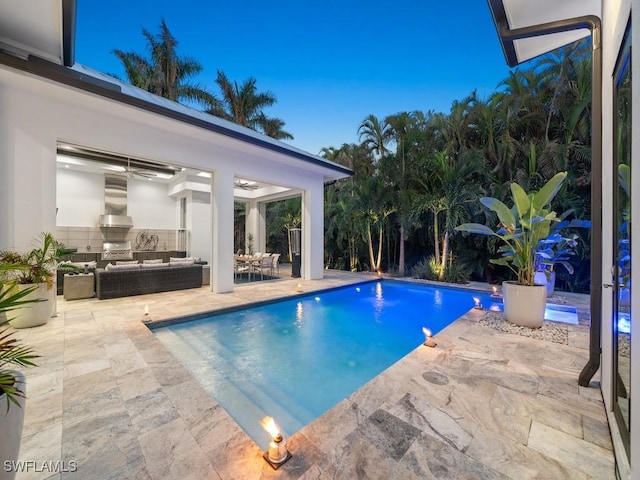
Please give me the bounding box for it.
[234,178,260,190]
[122,158,155,179]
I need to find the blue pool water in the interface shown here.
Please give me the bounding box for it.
[152,280,493,449]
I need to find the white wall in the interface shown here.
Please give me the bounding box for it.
[128,178,177,229]
[56,167,104,226]
[56,167,178,229]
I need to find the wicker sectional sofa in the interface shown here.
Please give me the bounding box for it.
[95,263,203,299]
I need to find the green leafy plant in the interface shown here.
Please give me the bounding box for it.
[455,172,568,286]
[0,232,60,287]
[535,211,590,277]
[0,263,40,411]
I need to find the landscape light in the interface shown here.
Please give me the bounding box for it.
[422,327,437,348]
[261,416,291,469]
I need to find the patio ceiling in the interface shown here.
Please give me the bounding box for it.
[487,0,601,66]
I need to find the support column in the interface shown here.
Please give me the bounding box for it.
[211,168,235,293]
[302,182,324,280]
[246,200,266,254]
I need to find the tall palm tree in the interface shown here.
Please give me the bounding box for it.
[383,111,417,276]
[209,71,272,126]
[358,114,392,160]
[112,19,216,108]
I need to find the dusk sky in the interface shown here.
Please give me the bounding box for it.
[75,0,515,155]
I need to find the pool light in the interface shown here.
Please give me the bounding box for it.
[473,297,483,310]
[422,327,437,348]
[261,416,291,469]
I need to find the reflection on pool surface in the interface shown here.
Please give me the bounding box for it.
[152,280,493,449]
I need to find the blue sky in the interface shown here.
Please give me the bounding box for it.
[75,0,514,155]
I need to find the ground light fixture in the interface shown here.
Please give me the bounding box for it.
[473,297,483,310]
[261,416,291,469]
[144,305,149,316]
[422,327,437,348]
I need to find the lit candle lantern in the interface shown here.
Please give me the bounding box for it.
[261,416,291,468]
[144,305,149,315]
[422,327,437,348]
[473,297,483,309]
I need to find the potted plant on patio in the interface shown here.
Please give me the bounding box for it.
[533,212,590,296]
[0,262,39,480]
[0,232,60,328]
[455,172,568,328]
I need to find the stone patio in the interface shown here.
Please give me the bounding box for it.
[11,270,614,479]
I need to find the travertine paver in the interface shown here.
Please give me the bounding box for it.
[12,270,613,479]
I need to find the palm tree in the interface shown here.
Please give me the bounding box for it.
[383,111,415,276]
[353,176,395,273]
[257,113,293,140]
[358,114,392,160]
[112,19,216,108]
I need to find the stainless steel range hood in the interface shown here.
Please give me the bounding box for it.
[99,175,133,228]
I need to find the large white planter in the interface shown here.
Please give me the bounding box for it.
[502,281,547,328]
[0,371,25,480]
[9,283,52,329]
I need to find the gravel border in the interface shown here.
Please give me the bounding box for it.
[477,311,569,345]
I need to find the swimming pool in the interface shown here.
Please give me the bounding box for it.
[152,280,493,449]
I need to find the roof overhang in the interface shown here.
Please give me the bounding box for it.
[0,0,75,66]
[487,0,601,67]
[0,0,352,183]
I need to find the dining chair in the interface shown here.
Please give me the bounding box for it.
[253,255,274,280]
[271,253,281,276]
[234,257,250,281]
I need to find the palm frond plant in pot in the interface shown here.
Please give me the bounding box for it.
[0,262,40,480]
[0,232,60,329]
[455,172,568,328]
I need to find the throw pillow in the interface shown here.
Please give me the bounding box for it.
[108,264,141,271]
[141,262,169,269]
[116,260,139,265]
[143,259,163,264]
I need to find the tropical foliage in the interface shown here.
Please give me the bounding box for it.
[112,21,592,292]
[322,40,593,292]
[0,263,39,410]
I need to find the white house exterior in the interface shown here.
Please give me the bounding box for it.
[0,0,351,294]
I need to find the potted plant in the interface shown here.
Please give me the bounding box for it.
[0,262,39,480]
[455,172,568,328]
[533,212,590,296]
[0,232,60,328]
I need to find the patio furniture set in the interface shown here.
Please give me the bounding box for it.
[234,252,281,282]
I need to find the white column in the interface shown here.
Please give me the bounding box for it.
[302,181,324,280]
[246,200,267,254]
[246,200,262,254]
[211,168,235,293]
